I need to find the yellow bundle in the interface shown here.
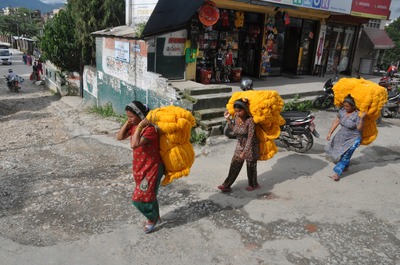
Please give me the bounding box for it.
[147,106,196,186]
[226,90,285,160]
[332,78,387,145]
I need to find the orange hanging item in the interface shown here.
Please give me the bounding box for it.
[198,0,220,27]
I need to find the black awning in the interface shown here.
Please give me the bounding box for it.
[142,0,205,38]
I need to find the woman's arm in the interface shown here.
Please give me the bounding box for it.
[116,121,131,140]
[356,112,367,131]
[326,117,340,141]
[130,119,151,149]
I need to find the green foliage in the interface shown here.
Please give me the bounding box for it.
[283,94,313,111]
[190,129,207,146]
[383,19,400,65]
[39,9,80,72]
[39,0,125,72]
[88,102,118,117]
[135,22,147,38]
[0,8,42,37]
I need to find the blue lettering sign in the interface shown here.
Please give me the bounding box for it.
[312,0,321,8]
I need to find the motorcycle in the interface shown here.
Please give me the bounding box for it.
[378,72,399,92]
[224,110,320,153]
[377,90,400,123]
[312,70,361,109]
[312,73,338,109]
[278,111,320,153]
[5,75,21,93]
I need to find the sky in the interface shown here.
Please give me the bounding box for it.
[40,0,66,3]
[390,0,400,20]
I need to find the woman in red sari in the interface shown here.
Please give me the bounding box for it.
[117,101,164,233]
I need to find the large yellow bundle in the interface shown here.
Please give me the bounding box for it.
[332,78,387,145]
[147,106,196,186]
[226,90,285,160]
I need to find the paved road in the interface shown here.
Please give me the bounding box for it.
[1,54,400,265]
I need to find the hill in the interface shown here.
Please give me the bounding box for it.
[0,0,65,13]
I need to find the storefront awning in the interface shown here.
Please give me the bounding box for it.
[363,28,395,50]
[142,0,205,38]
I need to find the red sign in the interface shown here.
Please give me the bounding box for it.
[351,0,391,20]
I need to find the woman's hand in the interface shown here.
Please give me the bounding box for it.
[224,110,231,120]
[360,112,367,119]
[239,152,245,160]
[138,118,150,128]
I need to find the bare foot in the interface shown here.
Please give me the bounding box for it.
[245,184,260,191]
[331,174,340,181]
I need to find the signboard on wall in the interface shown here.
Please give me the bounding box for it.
[260,0,352,14]
[162,30,187,56]
[351,0,391,20]
[115,41,130,63]
[131,0,158,25]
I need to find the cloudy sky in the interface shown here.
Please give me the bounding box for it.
[41,0,66,3]
[390,1,400,20]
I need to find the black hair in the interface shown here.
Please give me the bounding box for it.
[125,101,149,117]
[233,98,249,111]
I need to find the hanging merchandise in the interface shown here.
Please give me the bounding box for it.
[221,10,229,28]
[235,11,245,29]
[249,24,261,40]
[274,11,285,33]
[198,0,220,27]
[284,12,291,25]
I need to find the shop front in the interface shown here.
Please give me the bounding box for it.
[142,0,338,83]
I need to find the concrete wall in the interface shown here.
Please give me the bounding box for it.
[82,37,190,115]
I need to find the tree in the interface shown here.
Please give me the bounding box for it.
[68,0,125,66]
[39,0,124,76]
[39,9,81,72]
[383,18,400,65]
[0,8,42,37]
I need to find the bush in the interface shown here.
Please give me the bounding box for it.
[190,128,207,146]
[283,94,313,111]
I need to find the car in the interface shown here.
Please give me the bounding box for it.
[0,49,12,65]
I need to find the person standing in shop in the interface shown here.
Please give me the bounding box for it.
[214,46,224,83]
[223,46,233,82]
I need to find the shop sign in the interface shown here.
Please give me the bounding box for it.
[351,0,391,20]
[161,30,187,56]
[260,0,352,14]
[115,41,130,63]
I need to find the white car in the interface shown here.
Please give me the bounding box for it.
[0,49,12,65]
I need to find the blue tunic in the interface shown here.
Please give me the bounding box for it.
[325,108,362,161]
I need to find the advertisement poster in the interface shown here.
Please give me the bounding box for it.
[162,30,187,56]
[351,0,391,19]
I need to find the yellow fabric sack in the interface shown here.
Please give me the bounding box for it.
[226,90,285,160]
[332,78,387,145]
[147,106,196,185]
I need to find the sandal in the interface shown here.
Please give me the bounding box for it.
[331,174,340,182]
[245,184,260,191]
[144,217,161,234]
[217,184,231,192]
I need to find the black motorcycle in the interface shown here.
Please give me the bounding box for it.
[224,111,320,153]
[312,73,338,109]
[377,90,400,124]
[312,70,361,110]
[278,111,320,153]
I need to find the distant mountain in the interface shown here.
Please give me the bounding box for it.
[0,0,65,13]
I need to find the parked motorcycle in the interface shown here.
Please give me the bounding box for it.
[378,72,399,92]
[376,90,400,124]
[5,75,21,93]
[312,70,361,110]
[311,73,338,109]
[278,111,320,153]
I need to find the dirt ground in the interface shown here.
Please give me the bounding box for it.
[1,79,400,265]
[0,80,145,246]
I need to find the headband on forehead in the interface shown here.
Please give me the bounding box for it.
[127,102,145,120]
[343,97,355,106]
[233,100,248,111]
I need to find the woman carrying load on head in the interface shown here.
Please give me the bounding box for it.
[116,101,164,233]
[325,94,366,181]
[218,98,260,192]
